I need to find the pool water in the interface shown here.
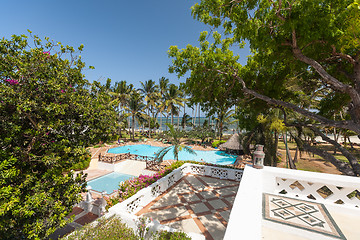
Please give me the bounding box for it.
[87,172,134,194]
[108,144,237,165]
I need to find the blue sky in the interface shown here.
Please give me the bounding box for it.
[1,0,250,90]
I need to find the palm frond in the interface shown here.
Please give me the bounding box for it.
[182,145,197,155]
[154,146,173,162]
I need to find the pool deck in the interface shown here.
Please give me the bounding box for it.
[85,140,224,180]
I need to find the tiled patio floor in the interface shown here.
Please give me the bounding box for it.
[136,174,240,240]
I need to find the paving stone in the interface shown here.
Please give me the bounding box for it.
[144,205,189,221]
[66,207,84,217]
[219,210,231,222]
[190,202,210,214]
[198,190,217,199]
[215,186,239,196]
[198,214,227,240]
[209,199,228,210]
[182,192,201,202]
[168,218,202,234]
[151,191,182,208]
[75,212,99,226]
[138,174,240,239]
[199,176,232,189]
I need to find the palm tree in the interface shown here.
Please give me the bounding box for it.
[181,113,192,129]
[164,84,184,126]
[155,123,196,162]
[125,91,146,140]
[110,81,134,138]
[178,83,187,129]
[158,77,169,132]
[215,107,237,140]
[139,79,159,138]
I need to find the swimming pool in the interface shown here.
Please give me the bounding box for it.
[108,144,237,165]
[87,172,134,194]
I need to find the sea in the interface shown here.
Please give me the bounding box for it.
[129,117,238,135]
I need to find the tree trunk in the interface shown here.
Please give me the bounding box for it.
[273,130,279,167]
[177,113,180,129]
[193,105,197,129]
[159,113,162,133]
[198,104,201,127]
[309,126,360,176]
[148,108,151,138]
[166,114,169,130]
[132,115,135,140]
[297,139,356,176]
[333,127,337,154]
[284,133,296,169]
[219,122,223,141]
[348,136,354,149]
[294,147,299,163]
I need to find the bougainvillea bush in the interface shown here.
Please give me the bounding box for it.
[105,161,184,209]
[0,32,117,239]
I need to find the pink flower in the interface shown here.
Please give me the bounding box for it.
[43,51,50,55]
[5,79,19,85]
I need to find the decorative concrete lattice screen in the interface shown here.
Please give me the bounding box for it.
[110,163,243,215]
[275,177,360,208]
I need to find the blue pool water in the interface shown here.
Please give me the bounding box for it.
[108,144,237,165]
[87,172,134,194]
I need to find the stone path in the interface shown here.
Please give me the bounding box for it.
[136,174,240,240]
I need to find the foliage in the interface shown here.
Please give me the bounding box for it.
[105,160,186,209]
[139,79,160,137]
[212,140,226,148]
[118,172,163,201]
[155,231,191,240]
[64,215,191,240]
[64,216,139,240]
[70,155,91,171]
[189,126,215,143]
[168,0,360,175]
[155,123,196,161]
[125,91,146,139]
[0,33,117,239]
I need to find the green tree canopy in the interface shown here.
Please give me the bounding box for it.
[169,0,360,176]
[0,33,117,238]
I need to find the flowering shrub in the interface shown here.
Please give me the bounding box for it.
[4,79,19,85]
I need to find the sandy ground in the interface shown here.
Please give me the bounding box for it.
[277,147,342,175]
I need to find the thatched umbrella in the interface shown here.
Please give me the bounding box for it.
[218,133,243,154]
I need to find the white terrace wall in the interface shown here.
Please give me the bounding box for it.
[261,166,360,208]
[106,163,244,240]
[224,166,360,240]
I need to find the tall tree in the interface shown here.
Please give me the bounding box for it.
[168,0,360,176]
[0,33,117,238]
[110,80,133,138]
[164,84,184,126]
[139,79,159,138]
[158,77,170,132]
[126,91,146,140]
[215,106,236,140]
